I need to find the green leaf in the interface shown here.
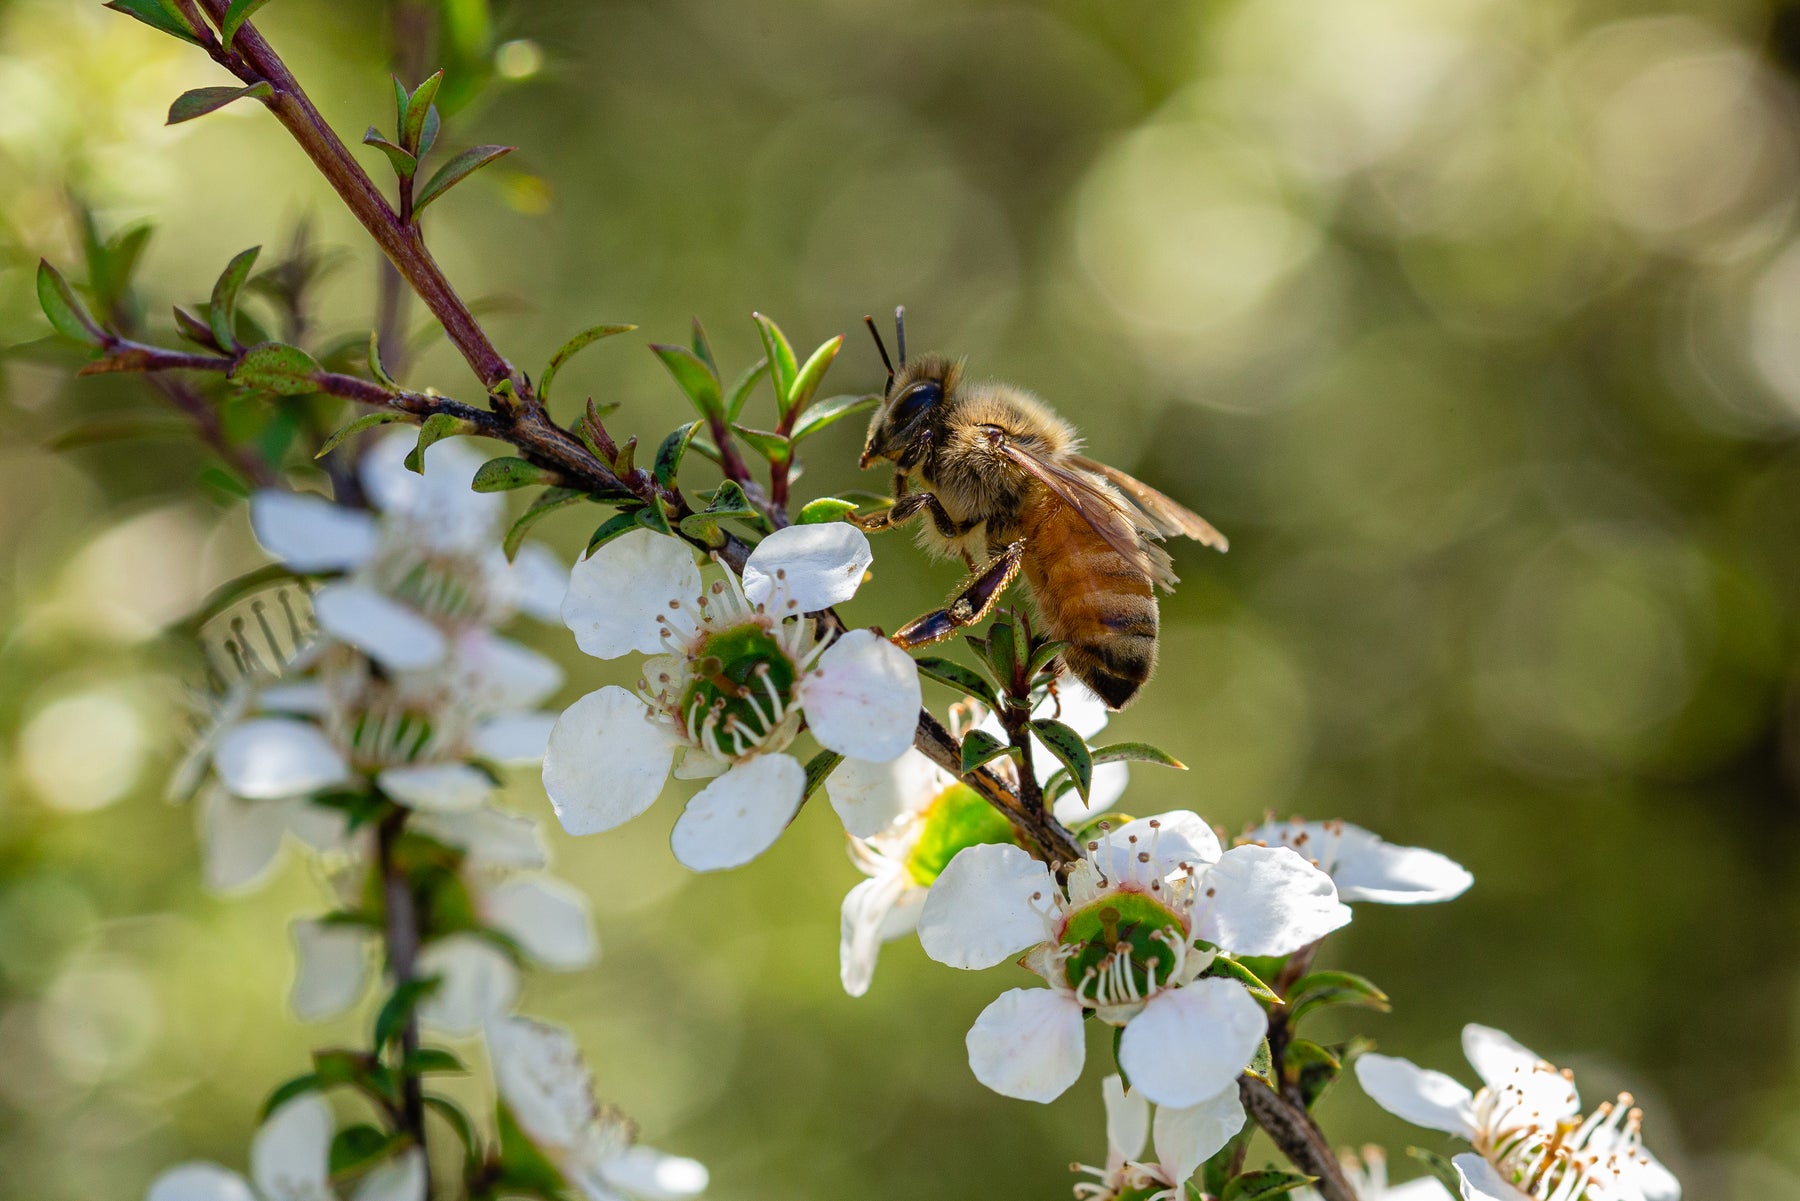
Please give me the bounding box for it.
[791,392,878,442]
[413,144,513,213]
[403,411,467,473]
[1406,1148,1464,1195]
[915,656,1001,709]
[317,410,411,459]
[329,1125,396,1176]
[1244,1038,1274,1086]
[959,728,1013,774]
[751,312,798,409]
[1286,1038,1344,1110]
[374,977,441,1051]
[586,509,642,554]
[724,357,769,422]
[167,82,272,125]
[731,423,789,463]
[209,246,261,351]
[797,497,858,525]
[424,1094,478,1161]
[540,323,635,402]
[220,0,277,48]
[229,341,322,396]
[654,421,702,490]
[786,334,843,417]
[1089,741,1187,770]
[90,221,153,311]
[1024,638,1068,682]
[689,316,717,376]
[417,104,442,161]
[401,70,444,154]
[312,1048,372,1087]
[636,503,674,536]
[362,127,418,178]
[1029,718,1092,802]
[173,305,218,349]
[1287,971,1390,1023]
[104,0,203,45]
[1206,955,1282,1005]
[472,456,558,492]
[402,1047,466,1075]
[259,1072,324,1120]
[505,487,584,560]
[367,329,399,388]
[1222,1169,1316,1201]
[650,343,723,419]
[983,618,1019,689]
[802,750,842,802]
[36,261,105,346]
[703,480,755,515]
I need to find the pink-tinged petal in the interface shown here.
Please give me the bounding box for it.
[827,748,945,838]
[290,919,371,1022]
[799,630,922,761]
[250,490,377,573]
[484,876,597,970]
[1102,1074,1150,1164]
[1153,1085,1247,1183]
[741,522,872,613]
[562,529,700,660]
[1118,978,1267,1108]
[313,582,446,671]
[416,935,518,1035]
[669,754,806,872]
[250,1094,334,1201]
[147,1164,257,1201]
[1353,1054,1478,1139]
[965,987,1087,1103]
[1196,844,1350,957]
[351,1149,427,1201]
[376,763,495,813]
[839,870,922,998]
[542,687,677,836]
[1451,1153,1526,1201]
[597,1146,710,1200]
[214,718,349,801]
[509,542,568,622]
[916,842,1056,969]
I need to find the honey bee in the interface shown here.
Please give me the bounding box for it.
[853,309,1227,710]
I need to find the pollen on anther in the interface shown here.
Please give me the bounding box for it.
[1205,887,1215,897]
[668,599,681,609]
[1137,852,1149,863]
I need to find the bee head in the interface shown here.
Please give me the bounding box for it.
[860,307,957,469]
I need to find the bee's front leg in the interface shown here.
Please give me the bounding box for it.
[891,540,1026,650]
[849,491,978,541]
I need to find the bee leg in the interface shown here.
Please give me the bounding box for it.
[849,491,980,541]
[892,540,1025,650]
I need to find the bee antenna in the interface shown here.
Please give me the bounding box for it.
[863,314,894,381]
[894,305,908,366]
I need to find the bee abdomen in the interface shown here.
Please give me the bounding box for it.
[1021,507,1159,710]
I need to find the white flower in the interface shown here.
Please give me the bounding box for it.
[1240,818,1472,905]
[487,1015,708,1201]
[1071,1074,1246,1201]
[544,525,921,872]
[973,682,1131,828]
[1354,1025,1680,1201]
[1293,1147,1455,1201]
[916,812,1351,1106]
[145,1094,425,1201]
[250,431,565,672]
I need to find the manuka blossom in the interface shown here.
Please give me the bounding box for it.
[1293,1148,1453,1201]
[487,1015,708,1201]
[1240,818,1472,905]
[1071,1074,1246,1201]
[1355,1024,1680,1201]
[543,525,921,871]
[917,812,1350,1105]
[145,1094,424,1201]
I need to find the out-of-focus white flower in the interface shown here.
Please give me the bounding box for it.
[917,812,1350,1105]
[1355,1025,1680,1201]
[1071,1073,1246,1201]
[1240,818,1472,905]
[1293,1147,1454,1201]
[543,525,920,872]
[144,1094,425,1201]
[487,1015,708,1201]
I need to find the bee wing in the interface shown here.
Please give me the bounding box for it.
[1068,455,1229,553]
[992,437,1179,589]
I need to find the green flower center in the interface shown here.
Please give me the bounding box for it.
[677,625,798,756]
[904,784,1021,886]
[1060,892,1188,1001]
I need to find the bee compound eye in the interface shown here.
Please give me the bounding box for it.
[891,380,942,428]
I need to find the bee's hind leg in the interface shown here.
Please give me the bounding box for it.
[891,541,1025,650]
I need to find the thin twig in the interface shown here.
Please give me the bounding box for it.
[376,809,429,1186]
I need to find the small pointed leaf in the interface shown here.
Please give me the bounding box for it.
[36,261,105,346]
[791,392,878,442]
[210,246,261,351]
[104,0,203,45]
[649,343,722,418]
[229,341,321,396]
[1286,971,1390,1023]
[317,410,412,459]
[724,358,768,422]
[586,509,643,554]
[173,305,219,349]
[401,70,444,154]
[797,497,858,525]
[505,487,584,560]
[654,421,702,490]
[1222,1170,1316,1201]
[368,329,399,388]
[730,423,789,463]
[1029,718,1092,802]
[751,312,797,409]
[413,144,514,213]
[1088,741,1186,770]
[259,1073,324,1121]
[363,127,418,178]
[915,656,1001,709]
[220,0,277,48]
[1205,955,1281,1005]
[540,323,635,402]
[167,82,272,125]
[786,334,843,416]
[472,456,558,492]
[959,728,1013,774]
[404,411,469,473]
[802,750,843,802]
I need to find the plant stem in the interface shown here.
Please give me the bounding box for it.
[376,808,429,1183]
[1237,1075,1354,1201]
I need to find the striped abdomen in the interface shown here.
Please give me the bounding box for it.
[1018,493,1157,709]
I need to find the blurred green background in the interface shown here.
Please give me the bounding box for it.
[3,0,1799,1196]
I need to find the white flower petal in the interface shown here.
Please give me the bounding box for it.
[251,1094,334,1201]
[510,542,569,622]
[1460,1024,1546,1093]
[1117,978,1268,1108]
[671,750,729,780]
[598,1146,710,1200]
[916,842,1055,970]
[1153,1085,1247,1184]
[669,754,806,872]
[799,630,921,761]
[1631,1148,1683,1201]
[1196,845,1351,957]
[563,529,700,660]
[486,1015,595,1149]
[1037,681,1113,739]
[199,784,289,893]
[412,805,547,869]
[1102,1074,1150,1164]
[260,683,329,715]
[377,763,495,813]
[1388,1181,1458,1201]
[290,919,371,1021]
[827,748,945,838]
[313,582,447,671]
[965,987,1087,1103]
[1251,820,1474,906]
[360,429,501,536]
[147,1164,258,1201]
[1450,1153,1521,1201]
[1086,811,1222,881]
[1353,1054,1478,1138]
[352,1149,428,1201]
[472,713,558,764]
[542,687,677,836]
[282,798,350,854]
[839,870,922,998]
[457,633,564,712]
[741,521,872,613]
[215,718,350,801]
[416,934,518,1035]
[250,490,379,573]
[484,876,597,970]
[1053,762,1128,827]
